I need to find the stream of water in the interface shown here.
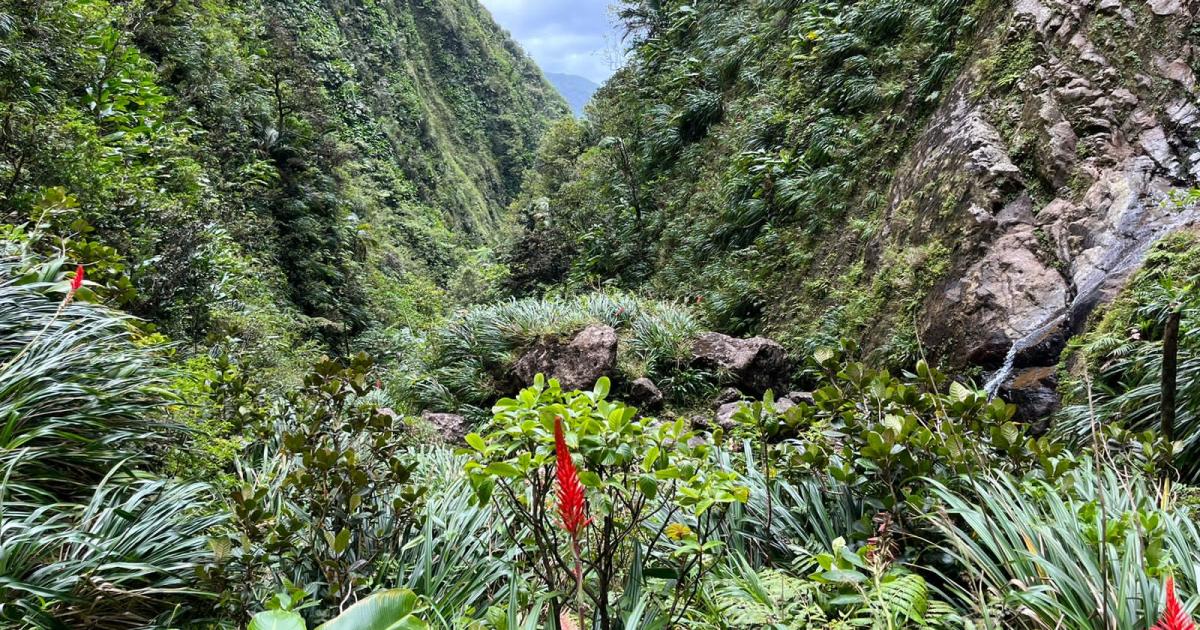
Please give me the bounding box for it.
[983,207,1197,398]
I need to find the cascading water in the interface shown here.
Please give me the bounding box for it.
[983,202,1198,399]
[983,312,1065,397]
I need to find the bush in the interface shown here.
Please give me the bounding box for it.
[464,376,747,627]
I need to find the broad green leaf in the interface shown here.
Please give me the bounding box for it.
[949,381,972,403]
[485,462,523,478]
[316,589,427,630]
[249,610,306,630]
[465,433,487,453]
[578,471,602,488]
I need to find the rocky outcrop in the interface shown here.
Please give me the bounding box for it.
[628,377,665,410]
[877,0,1200,417]
[692,332,789,395]
[513,324,618,391]
[421,411,469,443]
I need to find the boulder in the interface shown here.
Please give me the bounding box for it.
[629,377,665,410]
[713,401,745,431]
[999,366,1060,433]
[692,332,789,395]
[421,411,469,443]
[713,387,744,407]
[785,391,816,406]
[513,324,618,391]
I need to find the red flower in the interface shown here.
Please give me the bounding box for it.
[1155,577,1197,630]
[554,416,590,536]
[70,265,84,292]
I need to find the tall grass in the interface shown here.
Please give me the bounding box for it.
[0,259,221,628]
[928,463,1200,629]
[0,262,173,502]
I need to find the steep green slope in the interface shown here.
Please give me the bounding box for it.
[0,0,567,369]
[510,0,1200,375]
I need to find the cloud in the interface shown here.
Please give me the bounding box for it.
[479,0,623,84]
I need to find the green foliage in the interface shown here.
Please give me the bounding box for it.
[733,344,1070,522]
[509,0,980,349]
[929,462,1200,629]
[0,0,564,357]
[1057,231,1200,480]
[249,588,429,630]
[0,255,222,628]
[212,354,426,615]
[0,257,170,502]
[464,376,748,626]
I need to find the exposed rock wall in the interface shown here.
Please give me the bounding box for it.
[890,0,1199,377]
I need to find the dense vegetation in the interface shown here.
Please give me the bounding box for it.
[0,0,566,372]
[508,0,984,359]
[3,0,1200,628]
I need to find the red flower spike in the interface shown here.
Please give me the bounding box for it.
[70,265,84,292]
[554,416,591,536]
[1155,577,1197,630]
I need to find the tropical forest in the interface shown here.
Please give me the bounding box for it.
[2,0,1200,627]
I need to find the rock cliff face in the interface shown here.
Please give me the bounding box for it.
[898,0,1198,380]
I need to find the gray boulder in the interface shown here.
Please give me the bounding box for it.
[692,332,789,395]
[629,377,665,410]
[421,411,469,443]
[513,324,618,391]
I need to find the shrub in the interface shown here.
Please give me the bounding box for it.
[464,376,748,627]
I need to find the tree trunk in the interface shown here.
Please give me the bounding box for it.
[1162,310,1181,442]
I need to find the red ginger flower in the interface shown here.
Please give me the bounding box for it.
[1155,577,1197,630]
[70,265,84,292]
[554,416,590,536]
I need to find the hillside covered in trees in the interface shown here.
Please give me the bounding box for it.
[3,0,1200,628]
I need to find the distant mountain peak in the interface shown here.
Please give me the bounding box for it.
[545,72,600,117]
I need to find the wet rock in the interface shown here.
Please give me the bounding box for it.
[692,332,789,396]
[422,411,469,443]
[999,367,1061,432]
[629,377,664,410]
[513,324,618,391]
[1139,126,1178,172]
[935,228,1071,368]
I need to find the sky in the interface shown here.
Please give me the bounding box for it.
[478,0,624,85]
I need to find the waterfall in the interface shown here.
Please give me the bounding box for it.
[983,313,1065,397]
[983,202,1197,399]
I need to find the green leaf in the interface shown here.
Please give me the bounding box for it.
[637,475,657,499]
[316,589,427,630]
[949,381,972,403]
[334,528,351,554]
[578,471,602,488]
[485,462,523,478]
[819,569,867,584]
[465,433,487,453]
[250,610,306,630]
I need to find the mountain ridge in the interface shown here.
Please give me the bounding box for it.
[545,71,600,116]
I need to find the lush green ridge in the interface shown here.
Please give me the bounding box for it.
[5,0,1200,628]
[508,0,984,359]
[0,0,566,368]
